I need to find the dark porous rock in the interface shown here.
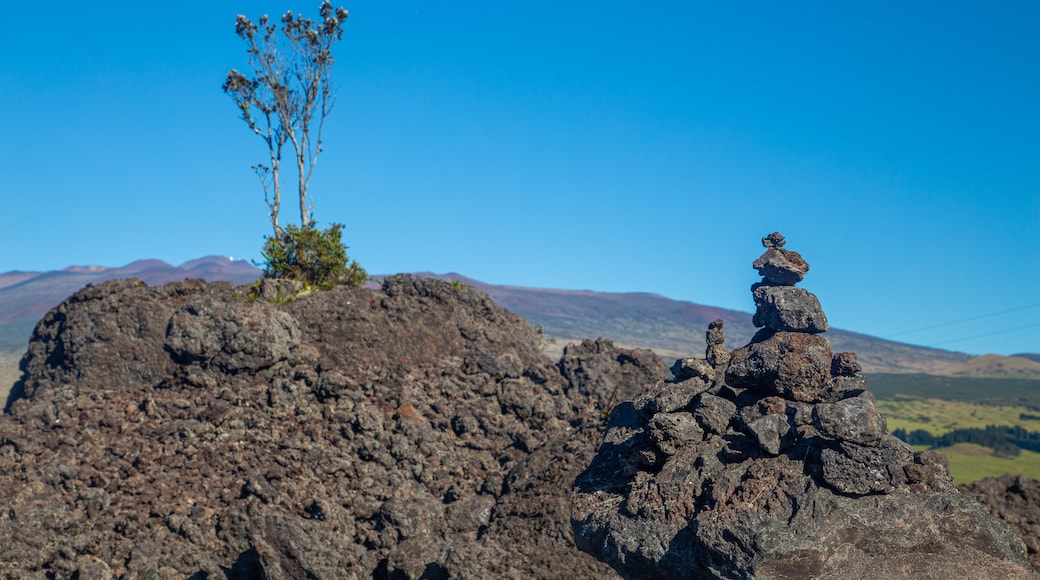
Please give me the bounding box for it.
[559,338,668,409]
[726,331,834,402]
[165,297,302,374]
[832,351,862,376]
[634,379,708,416]
[963,475,1040,572]
[751,283,829,333]
[648,412,704,455]
[762,231,786,248]
[706,318,726,345]
[691,393,736,435]
[819,437,914,495]
[753,247,809,286]
[813,395,888,445]
[704,318,730,367]
[574,416,1031,579]
[745,413,793,455]
[670,357,714,383]
[570,234,1034,579]
[822,374,869,402]
[0,275,644,579]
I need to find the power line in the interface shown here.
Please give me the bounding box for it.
[930,322,1040,347]
[885,303,1040,338]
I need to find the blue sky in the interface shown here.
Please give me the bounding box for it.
[1,1,1037,356]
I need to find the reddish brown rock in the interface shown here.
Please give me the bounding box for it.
[0,276,669,578]
[752,247,809,286]
[831,351,862,376]
[761,232,786,248]
[725,331,834,402]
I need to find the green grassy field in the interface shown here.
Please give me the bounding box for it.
[867,373,1040,408]
[876,397,1040,435]
[873,388,1040,484]
[917,443,1040,485]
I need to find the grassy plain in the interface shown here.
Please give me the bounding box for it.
[921,443,1040,485]
[874,386,1040,484]
[876,397,1040,435]
[867,373,1040,407]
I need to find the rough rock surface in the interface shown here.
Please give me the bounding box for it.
[752,248,809,286]
[572,234,1036,579]
[0,275,666,578]
[751,284,828,333]
[964,475,1040,572]
[705,318,730,368]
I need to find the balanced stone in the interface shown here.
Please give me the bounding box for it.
[570,232,1035,579]
[832,351,862,376]
[704,318,730,367]
[762,231,786,248]
[752,284,829,333]
[706,318,725,345]
[725,331,833,402]
[753,247,809,285]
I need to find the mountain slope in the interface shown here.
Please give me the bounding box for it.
[412,273,980,375]
[0,257,260,350]
[1,262,1033,387]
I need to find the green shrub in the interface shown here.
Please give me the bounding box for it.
[261,222,366,290]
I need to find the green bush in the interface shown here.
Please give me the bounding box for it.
[261,222,366,290]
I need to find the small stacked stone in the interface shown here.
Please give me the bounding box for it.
[704,318,729,367]
[570,233,994,580]
[751,231,828,334]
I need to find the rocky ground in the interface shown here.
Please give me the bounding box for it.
[0,275,664,578]
[964,475,1040,571]
[571,233,1039,579]
[1,240,1038,579]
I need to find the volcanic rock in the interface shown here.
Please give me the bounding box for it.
[761,231,786,248]
[751,283,829,333]
[726,330,834,402]
[752,248,810,286]
[0,275,667,578]
[964,475,1040,572]
[831,351,862,376]
[670,357,715,383]
[571,234,1036,579]
[704,318,730,367]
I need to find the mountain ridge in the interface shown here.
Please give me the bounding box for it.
[0,260,1035,383]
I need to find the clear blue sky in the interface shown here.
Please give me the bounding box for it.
[1,1,1037,356]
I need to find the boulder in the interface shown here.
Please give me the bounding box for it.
[726,331,834,402]
[670,357,714,382]
[751,283,829,333]
[0,276,671,578]
[752,247,809,285]
[964,475,1040,572]
[831,351,862,375]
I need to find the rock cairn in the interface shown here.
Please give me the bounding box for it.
[572,233,1035,579]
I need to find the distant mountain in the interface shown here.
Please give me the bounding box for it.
[408,273,1038,378]
[0,261,1035,379]
[0,257,261,350]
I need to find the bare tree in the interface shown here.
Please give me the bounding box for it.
[223,2,349,235]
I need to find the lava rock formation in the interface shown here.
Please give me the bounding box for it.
[571,233,1036,579]
[0,275,665,578]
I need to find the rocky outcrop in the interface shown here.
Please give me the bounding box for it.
[572,233,1036,579]
[963,475,1040,571]
[0,275,665,578]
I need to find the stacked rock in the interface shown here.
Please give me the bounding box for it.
[704,318,729,368]
[571,233,1033,579]
[750,231,827,334]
